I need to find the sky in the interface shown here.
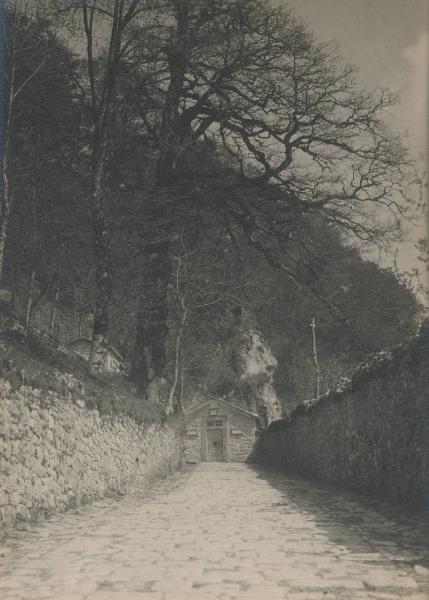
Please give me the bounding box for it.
[277,0,429,287]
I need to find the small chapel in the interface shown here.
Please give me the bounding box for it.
[183,398,260,463]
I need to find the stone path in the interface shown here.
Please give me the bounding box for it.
[0,464,428,600]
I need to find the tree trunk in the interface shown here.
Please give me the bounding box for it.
[165,306,187,418]
[82,1,127,375]
[132,240,170,396]
[24,268,36,339]
[311,316,321,398]
[49,284,59,338]
[179,367,184,407]
[88,196,111,375]
[88,250,111,374]
[86,133,112,374]
[132,4,191,399]
[0,10,15,287]
[0,217,9,287]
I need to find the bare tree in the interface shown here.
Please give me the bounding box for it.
[162,225,251,414]
[164,254,188,418]
[55,0,145,373]
[125,0,414,399]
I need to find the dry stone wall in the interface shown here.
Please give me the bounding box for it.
[0,379,183,529]
[257,325,429,507]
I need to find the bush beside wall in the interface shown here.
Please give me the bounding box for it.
[0,379,183,529]
[258,327,429,506]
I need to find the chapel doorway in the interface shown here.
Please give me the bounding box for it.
[206,427,224,462]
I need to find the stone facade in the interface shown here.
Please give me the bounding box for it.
[184,415,203,464]
[0,379,182,529]
[257,327,429,506]
[227,425,256,462]
[184,398,259,463]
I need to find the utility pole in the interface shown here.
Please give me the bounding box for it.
[310,316,321,398]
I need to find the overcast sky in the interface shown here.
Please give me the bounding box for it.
[277,0,429,282]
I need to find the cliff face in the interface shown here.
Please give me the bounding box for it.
[227,310,282,428]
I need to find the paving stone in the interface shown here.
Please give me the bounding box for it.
[0,464,427,600]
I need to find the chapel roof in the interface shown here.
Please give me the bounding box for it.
[184,397,259,421]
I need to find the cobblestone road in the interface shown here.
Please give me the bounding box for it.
[0,464,428,600]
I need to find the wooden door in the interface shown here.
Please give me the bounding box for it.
[207,428,224,462]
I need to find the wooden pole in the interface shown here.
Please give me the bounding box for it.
[49,283,60,338]
[311,316,321,398]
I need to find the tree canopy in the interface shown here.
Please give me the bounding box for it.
[0,0,423,412]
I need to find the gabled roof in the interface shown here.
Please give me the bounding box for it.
[68,337,124,362]
[184,397,259,421]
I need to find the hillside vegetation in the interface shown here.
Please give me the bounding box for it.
[0,1,423,416]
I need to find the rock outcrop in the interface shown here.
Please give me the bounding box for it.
[227,307,282,428]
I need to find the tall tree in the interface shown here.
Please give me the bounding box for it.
[55,0,145,373]
[124,0,415,399]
